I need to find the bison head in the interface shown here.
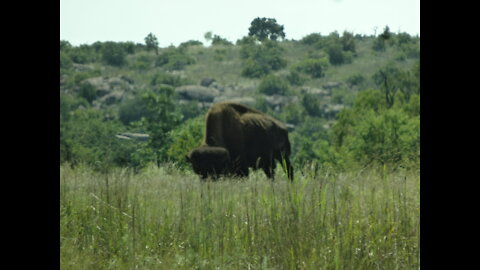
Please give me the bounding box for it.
[186,146,231,180]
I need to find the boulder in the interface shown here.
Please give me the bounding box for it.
[175,85,220,102]
[212,96,257,107]
[200,77,216,87]
[323,82,344,90]
[300,87,330,97]
[81,76,134,98]
[115,133,150,141]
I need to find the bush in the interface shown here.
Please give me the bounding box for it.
[166,116,204,168]
[150,72,189,87]
[211,35,233,46]
[60,108,128,170]
[258,74,291,96]
[326,44,352,65]
[300,33,323,45]
[240,39,287,78]
[346,74,366,88]
[286,70,307,86]
[241,58,270,78]
[179,40,203,48]
[118,95,150,125]
[60,52,72,69]
[77,83,97,104]
[302,93,322,117]
[293,58,328,78]
[331,88,420,169]
[101,42,127,66]
[340,31,356,53]
[155,48,195,70]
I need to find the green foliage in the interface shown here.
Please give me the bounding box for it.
[340,31,356,53]
[179,40,203,48]
[258,74,291,95]
[326,44,352,65]
[241,58,270,78]
[166,116,204,168]
[331,88,420,169]
[286,70,307,86]
[155,47,196,71]
[77,83,97,104]
[118,95,150,125]
[129,53,154,70]
[211,35,233,46]
[277,102,306,126]
[293,58,328,78]
[150,71,189,87]
[240,39,287,78]
[60,108,131,171]
[301,93,322,117]
[101,42,127,66]
[60,40,72,51]
[133,85,182,166]
[248,17,286,41]
[346,74,366,88]
[60,52,73,69]
[372,38,386,52]
[373,26,393,52]
[144,33,159,55]
[300,33,322,45]
[61,165,419,269]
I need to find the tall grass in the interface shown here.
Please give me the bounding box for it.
[60,164,419,269]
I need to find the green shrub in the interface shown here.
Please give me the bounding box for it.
[331,88,420,169]
[326,44,352,65]
[166,116,204,168]
[293,58,328,78]
[286,70,307,86]
[179,40,203,48]
[60,108,128,170]
[77,83,97,104]
[60,52,72,69]
[302,93,322,117]
[258,74,291,95]
[101,42,127,66]
[241,58,270,78]
[346,74,366,88]
[340,31,356,53]
[300,33,323,45]
[240,39,287,78]
[150,72,189,87]
[118,95,150,125]
[155,48,195,70]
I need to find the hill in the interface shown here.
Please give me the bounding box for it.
[60,30,420,172]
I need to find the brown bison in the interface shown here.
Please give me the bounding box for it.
[186,146,231,180]
[187,102,294,180]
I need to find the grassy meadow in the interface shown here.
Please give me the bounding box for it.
[60,164,419,269]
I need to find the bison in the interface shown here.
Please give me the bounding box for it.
[187,102,294,181]
[186,146,231,180]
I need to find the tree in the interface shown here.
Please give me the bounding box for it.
[134,86,181,167]
[101,42,127,66]
[248,17,286,41]
[145,33,159,55]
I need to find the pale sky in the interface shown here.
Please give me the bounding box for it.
[60,0,420,47]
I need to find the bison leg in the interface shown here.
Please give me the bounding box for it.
[262,165,275,179]
[262,156,276,180]
[284,157,294,181]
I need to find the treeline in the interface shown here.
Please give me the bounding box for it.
[60,19,420,173]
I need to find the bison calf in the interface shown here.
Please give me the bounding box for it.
[186,146,231,180]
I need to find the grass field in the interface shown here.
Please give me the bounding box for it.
[60,164,419,269]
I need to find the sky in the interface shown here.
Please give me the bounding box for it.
[60,0,420,47]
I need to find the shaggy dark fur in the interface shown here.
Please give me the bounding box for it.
[187,102,294,180]
[186,146,231,180]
